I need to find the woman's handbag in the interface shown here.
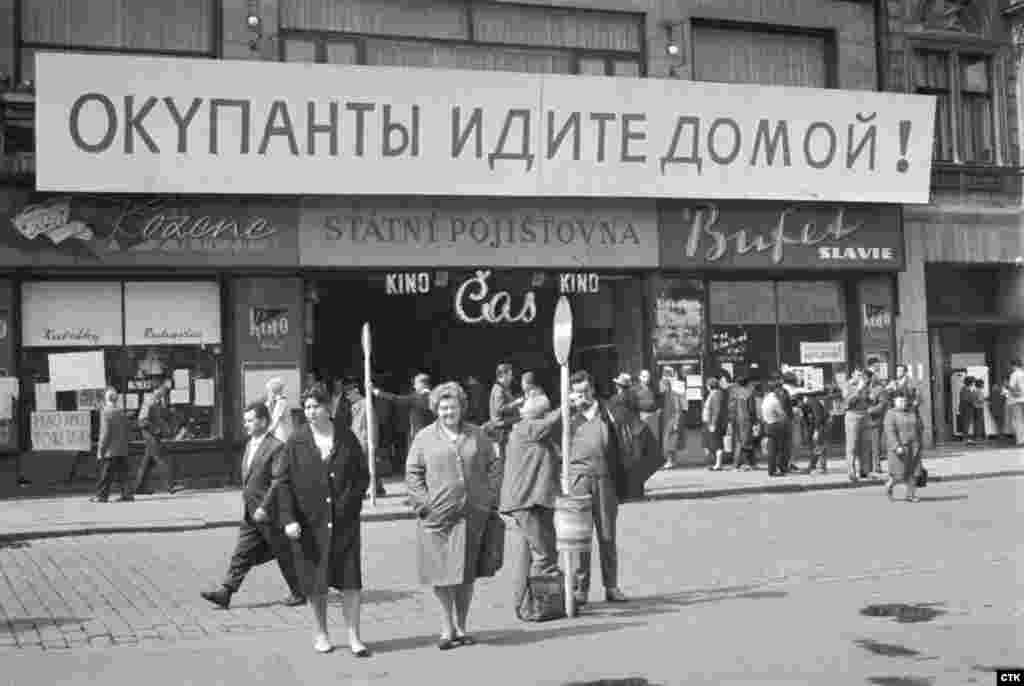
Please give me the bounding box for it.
[915,467,928,489]
[518,572,567,622]
[476,510,506,577]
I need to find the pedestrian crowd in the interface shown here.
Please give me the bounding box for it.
[80,356,1024,655]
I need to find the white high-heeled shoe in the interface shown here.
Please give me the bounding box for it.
[313,634,333,653]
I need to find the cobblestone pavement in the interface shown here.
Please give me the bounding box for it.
[0,477,1020,684]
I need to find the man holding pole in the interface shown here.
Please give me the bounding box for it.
[565,370,629,607]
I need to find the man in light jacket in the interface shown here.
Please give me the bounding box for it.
[92,388,133,503]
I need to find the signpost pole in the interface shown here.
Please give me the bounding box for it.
[553,296,580,618]
[362,323,376,508]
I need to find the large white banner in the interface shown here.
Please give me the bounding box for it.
[36,52,937,204]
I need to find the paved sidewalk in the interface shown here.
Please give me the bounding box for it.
[0,444,1020,540]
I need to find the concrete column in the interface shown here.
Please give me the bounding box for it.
[896,217,935,447]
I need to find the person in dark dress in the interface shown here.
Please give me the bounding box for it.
[278,385,371,656]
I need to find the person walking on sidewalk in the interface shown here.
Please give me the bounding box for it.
[799,392,829,474]
[266,377,294,444]
[883,389,923,503]
[866,372,891,477]
[760,380,789,477]
[490,363,521,459]
[201,402,304,610]
[728,375,757,471]
[91,388,133,503]
[133,379,180,495]
[406,382,502,650]
[1008,359,1024,445]
[278,385,371,656]
[659,367,686,470]
[843,368,873,481]
[703,377,727,471]
[565,370,629,607]
[500,393,563,621]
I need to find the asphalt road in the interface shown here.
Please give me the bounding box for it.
[0,476,1020,686]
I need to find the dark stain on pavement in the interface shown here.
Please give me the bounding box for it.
[860,603,946,623]
[564,680,662,686]
[854,639,921,658]
[866,677,934,686]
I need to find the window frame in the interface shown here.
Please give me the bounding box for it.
[906,37,1012,168]
[277,28,646,77]
[689,17,839,89]
[14,0,221,84]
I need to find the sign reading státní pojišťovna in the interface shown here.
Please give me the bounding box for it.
[35,53,936,204]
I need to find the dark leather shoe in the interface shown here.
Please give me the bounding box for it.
[605,588,628,603]
[200,588,232,609]
[281,594,306,607]
[572,592,588,606]
[117,496,135,502]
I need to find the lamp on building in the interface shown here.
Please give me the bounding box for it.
[660,20,685,78]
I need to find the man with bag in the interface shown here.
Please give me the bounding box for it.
[499,393,565,622]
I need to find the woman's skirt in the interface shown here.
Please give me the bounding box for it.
[416,508,488,587]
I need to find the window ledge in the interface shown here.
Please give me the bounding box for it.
[932,161,1024,176]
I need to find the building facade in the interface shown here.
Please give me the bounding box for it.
[0,0,954,482]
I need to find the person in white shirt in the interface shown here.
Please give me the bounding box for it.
[1008,359,1024,446]
[266,377,294,443]
[200,402,303,610]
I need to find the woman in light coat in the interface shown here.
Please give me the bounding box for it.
[406,382,501,650]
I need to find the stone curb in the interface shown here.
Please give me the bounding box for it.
[1,468,1021,544]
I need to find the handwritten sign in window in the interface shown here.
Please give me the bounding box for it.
[31,411,92,452]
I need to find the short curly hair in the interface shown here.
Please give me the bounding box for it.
[301,383,331,408]
[429,381,467,415]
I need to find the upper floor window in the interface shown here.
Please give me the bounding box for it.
[18,0,217,83]
[278,1,644,78]
[691,20,834,89]
[913,48,1002,165]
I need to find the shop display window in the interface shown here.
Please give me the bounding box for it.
[19,280,224,449]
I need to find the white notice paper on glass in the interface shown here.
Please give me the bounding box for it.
[48,350,107,392]
[685,375,703,389]
[173,369,190,389]
[169,389,190,405]
[686,387,704,401]
[193,379,215,407]
[125,394,140,410]
[35,383,57,411]
[0,378,19,420]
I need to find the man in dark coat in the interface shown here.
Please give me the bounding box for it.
[566,370,629,607]
[133,378,181,495]
[500,393,562,619]
[373,373,435,452]
[92,388,134,502]
[201,402,304,609]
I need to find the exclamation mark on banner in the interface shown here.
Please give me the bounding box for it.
[897,121,911,173]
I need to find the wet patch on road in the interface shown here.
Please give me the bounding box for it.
[860,603,947,623]
[564,680,661,686]
[853,639,921,658]
[866,677,934,686]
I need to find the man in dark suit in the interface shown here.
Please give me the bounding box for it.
[372,372,435,448]
[201,402,304,609]
[91,388,134,503]
[133,378,181,495]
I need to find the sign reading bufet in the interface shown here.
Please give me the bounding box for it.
[34,53,936,204]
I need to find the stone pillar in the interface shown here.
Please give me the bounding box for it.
[896,216,934,447]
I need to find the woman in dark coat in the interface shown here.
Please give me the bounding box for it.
[883,389,922,502]
[278,384,371,655]
[406,381,501,650]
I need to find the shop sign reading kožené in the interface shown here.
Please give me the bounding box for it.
[36,53,936,204]
[660,202,904,270]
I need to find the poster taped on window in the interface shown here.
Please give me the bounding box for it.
[31,411,92,451]
[48,350,107,392]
